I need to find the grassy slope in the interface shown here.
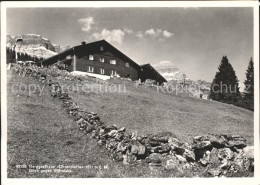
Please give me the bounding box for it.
[7,71,196,178]
[7,71,253,177]
[60,78,253,145]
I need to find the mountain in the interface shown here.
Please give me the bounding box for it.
[154,61,211,99]
[154,61,188,82]
[6,34,69,59]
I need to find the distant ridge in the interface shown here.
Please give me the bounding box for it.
[6,34,70,59]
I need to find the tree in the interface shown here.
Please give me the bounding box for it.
[243,57,254,110]
[209,56,240,104]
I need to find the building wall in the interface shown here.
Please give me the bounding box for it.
[75,53,139,80]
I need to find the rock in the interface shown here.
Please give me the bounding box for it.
[183,149,196,162]
[117,142,128,153]
[219,159,231,170]
[108,130,118,137]
[114,132,124,141]
[131,131,138,140]
[149,140,161,147]
[175,154,187,163]
[112,152,124,162]
[208,134,227,148]
[164,155,180,169]
[168,137,184,152]
[146,153,164,164]
[208,148,221,166]
[193,140,212,150]
[160,143,171,153]
[150,136,169,143]
[97,139,104,146]
[233,151,253,171]
[226,135,247,149]
[105,125,117,132]
[118,127,126,132]
[122,154,129,165]
[218,148,234,161]
[199,150,211,166]
[207,168,221,177]
[243,146,254,159]
[130,144,146,157]
[99,129,105,135]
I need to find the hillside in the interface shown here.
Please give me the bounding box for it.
[7,66,254,177]
[54,74,254,145]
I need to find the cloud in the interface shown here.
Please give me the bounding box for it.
[135,31,143,38]
[124,28,134,34]
[144,28,173,40]
[155,60,174,67]
[78,17,94,32]
[145,28,162,38]
[163,30,174,38]
[88,29,125,45]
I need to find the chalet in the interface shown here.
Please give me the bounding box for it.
[40,40,167,84]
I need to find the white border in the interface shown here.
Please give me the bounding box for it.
[1,2,259,185]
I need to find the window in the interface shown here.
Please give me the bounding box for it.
[126,62,130,67]
[88,66,94,72]
[110,59,116,65]
[111,70,117,76]
[100,46,104,51]
[100,57,104,63]
[100,68,105,74]
[89,55,94,60]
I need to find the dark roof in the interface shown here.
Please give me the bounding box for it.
[41,40,141,69]
[141,64,167,82]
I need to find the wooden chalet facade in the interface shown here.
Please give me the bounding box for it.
[41,40,167,84]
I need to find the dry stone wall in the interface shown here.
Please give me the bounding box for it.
[10,64,254,177]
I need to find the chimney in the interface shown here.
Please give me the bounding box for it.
[81,41,86,45]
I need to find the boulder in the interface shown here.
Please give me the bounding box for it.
[243,146,254,159]
[146,153,164,165]
[226,135,247,149]
[168,137,182,150]
[208,148,221,166]
[192,140,211,150]
[218,148,234,161]
[130,144,146,157]
[208,134,227,148]
[233,151,253,171]
[199,150,211,166]
[164,155,180,169]
[118,127,126,132]
[183,149,196,162]
[175,154,187,163]
[207,168,221,177]
[108,130,118,137]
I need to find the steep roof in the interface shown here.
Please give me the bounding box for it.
[41,40,140,69]
[141,64,167,83]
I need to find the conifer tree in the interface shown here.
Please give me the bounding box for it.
[209,56,240,104]
[243,57,254,110]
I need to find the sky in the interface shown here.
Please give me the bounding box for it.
[6,7,254,89]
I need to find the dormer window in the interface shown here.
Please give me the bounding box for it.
[110,59,116,65]
[126,62,130,67]
[89,55,94,60]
